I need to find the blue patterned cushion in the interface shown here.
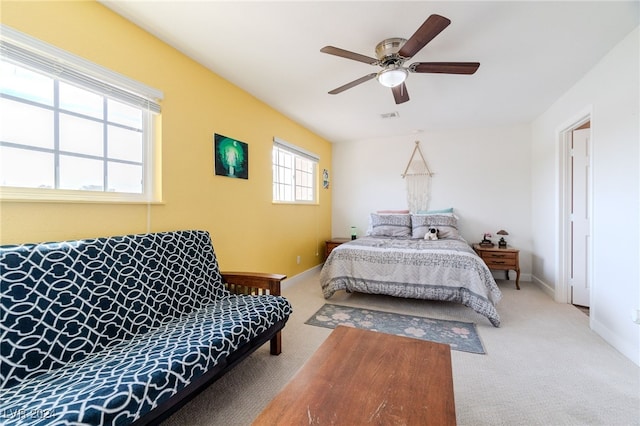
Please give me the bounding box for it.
[0,295,291,424]
[0,230,292,424]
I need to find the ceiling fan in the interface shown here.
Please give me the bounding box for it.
[320,14,479,104]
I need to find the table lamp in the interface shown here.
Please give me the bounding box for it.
[497,229,509,248]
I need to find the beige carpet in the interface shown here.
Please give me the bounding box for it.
[163,269,640,425]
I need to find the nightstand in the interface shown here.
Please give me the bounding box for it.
[325,238,351,258]
[473,244,521,290]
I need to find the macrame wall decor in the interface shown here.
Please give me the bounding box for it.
[401,141,433,213]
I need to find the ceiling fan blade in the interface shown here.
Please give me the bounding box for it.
[409,62,480,74]
[392,83,410,104]
[320,46,379,65]
[398,14,451,59]
[328,73,377,95]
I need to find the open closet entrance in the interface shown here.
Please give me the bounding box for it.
[560,117,592,313]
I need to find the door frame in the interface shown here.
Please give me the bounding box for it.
[557,109,593,307]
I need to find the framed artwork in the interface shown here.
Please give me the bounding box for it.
[214,133,248,179]
[323,169,330,189]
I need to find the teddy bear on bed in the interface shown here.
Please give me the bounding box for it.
[425,227,439,240]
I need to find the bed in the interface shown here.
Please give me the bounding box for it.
[320,212,503,327]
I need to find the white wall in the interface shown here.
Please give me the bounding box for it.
[332,26,640,366]
[531,27,639,365]
[332,125,533,278]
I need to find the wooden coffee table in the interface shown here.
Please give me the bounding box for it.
[252,326,456,425]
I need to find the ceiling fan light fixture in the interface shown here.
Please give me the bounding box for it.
[377,67,408,88]
[321,14,478,103]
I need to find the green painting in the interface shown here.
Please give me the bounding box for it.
[214,133,248,179]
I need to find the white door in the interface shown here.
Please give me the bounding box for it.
[570,127,590,307]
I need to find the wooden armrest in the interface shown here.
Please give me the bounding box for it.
[221,272,287,355]
[221,272,286,296]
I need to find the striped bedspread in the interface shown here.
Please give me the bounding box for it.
[320,236,502,327]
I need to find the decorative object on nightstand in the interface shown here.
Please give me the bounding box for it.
[350,226,357,240]
[473,244,521,290]
[325,238,351,258]
[497,229,509,248]
[479,232,494,248]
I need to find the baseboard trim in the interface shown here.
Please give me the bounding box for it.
[282,264,322,290]
[591,317,640,367]
[531,275,555,299]
[491,272,532,282]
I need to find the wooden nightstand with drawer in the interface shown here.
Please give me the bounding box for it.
[473,244,521,290]
[325,238,351,258]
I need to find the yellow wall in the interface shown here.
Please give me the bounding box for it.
[0,0,333,276]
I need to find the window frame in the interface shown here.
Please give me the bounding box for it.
[0,25,163,204]
[272,137,319,205]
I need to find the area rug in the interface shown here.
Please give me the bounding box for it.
[305,304,485,354]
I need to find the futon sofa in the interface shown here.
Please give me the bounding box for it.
[0,230,292,425]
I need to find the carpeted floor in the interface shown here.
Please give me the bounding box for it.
[163,268,640,425]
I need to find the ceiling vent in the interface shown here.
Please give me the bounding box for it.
[380,111,400,119]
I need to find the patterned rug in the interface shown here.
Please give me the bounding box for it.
[305,304,485,354]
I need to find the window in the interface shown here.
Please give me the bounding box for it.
[0,26,163,202]
[272,137,319,204]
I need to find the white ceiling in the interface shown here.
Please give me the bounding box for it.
[100,1,639,143]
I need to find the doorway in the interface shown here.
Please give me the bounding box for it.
[560,118,592,311]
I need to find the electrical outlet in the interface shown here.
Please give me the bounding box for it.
[296,255,301,265]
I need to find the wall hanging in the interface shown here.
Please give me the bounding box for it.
[214,133,248,179]
[402,140,433,213]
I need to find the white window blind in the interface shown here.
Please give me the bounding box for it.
[0,25,162,112]
[273,137,320,162]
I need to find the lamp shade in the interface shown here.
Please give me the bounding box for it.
[497,229,509,235]
[377,67,408,88]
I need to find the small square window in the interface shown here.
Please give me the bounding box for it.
[272,139,318,204]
